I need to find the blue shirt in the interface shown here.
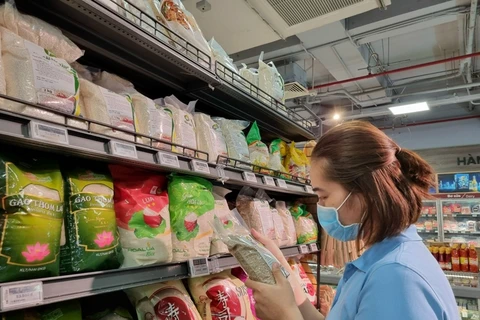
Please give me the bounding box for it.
[327,225,459,320]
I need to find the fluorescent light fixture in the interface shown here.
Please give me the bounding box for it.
[389,102,429,115]
[333,113,340,120]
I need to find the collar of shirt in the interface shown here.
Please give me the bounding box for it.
[343,225,422,281]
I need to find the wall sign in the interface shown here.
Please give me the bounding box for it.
[457,155,480,166]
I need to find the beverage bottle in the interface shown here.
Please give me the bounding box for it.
[469,244,478,273]
[445,247,452,271]
[452,244,461,271]
[460,244,469,272]
[432,247,439,262]
[439,247,446,270]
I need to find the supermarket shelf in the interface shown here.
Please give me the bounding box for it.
[18,0,317,141]
[0,106,314,197]
[0,246,311,312]
[447,214,480,218]
[420,214,438,218]
[319,273,342,286]
[444,231,480,235]
[417,230,439,234]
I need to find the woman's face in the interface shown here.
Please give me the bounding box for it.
[311,159,364,226]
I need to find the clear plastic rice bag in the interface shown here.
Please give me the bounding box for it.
[212,117,250,166]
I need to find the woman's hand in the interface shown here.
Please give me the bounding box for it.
[246,263,304,320]
[251,229,308,306]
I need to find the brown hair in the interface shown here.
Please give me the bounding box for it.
[311,121,435,246]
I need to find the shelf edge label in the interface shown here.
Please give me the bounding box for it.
[309,243,318,252]
[191,160,210,174]
[188,258,209,277]
[29,121,69,145]
[276,179,288,189]
[305,185,314,194]
[298,244,309,254]
[157,152,180,168]
[1,282,43,310]
[108,141,138,159]
[243,172,257,183]
[262,176,275,186]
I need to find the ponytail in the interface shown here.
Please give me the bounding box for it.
[396,148,436,194]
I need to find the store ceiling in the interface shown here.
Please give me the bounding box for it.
[184,0,480,133]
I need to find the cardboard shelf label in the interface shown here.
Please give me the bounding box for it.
[191,160,210,174]
[298,244,309,254]
[157,152,180,168]
[305,185,314,194]
[1,282,43,310]
[276,179,288,189]
[309,243,318,252]
[29,121,68,145]
[243,172,257,183]
[188,258,209,277]
[108,141,138,159]
[262,176,275,187]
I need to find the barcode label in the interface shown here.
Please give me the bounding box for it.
[299,245,309,254]
[276,179,288,189]
[191,160,210,174]
[157,152,180,168]
[108,141,137,159]
[188,258,209,277]
[309,243,318,252]
[243,172,257,183]
[29,122,68,145]
[1,282,43,310]
[262,176,275,186]
[305,185,314,194]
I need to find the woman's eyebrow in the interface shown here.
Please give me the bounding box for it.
[313,187,325,192]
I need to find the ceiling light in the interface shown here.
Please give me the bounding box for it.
[333,113,340,120]
[389,102,429,115]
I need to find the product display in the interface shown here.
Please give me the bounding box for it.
[214,117,251,165]
[210,186,235,256]
[61,165,123,273]
[168,175,215,261]
[288,258,317,305]
[194,112,228,163]
[3,300,82,319]
[188,270,255,320]
[284,142,307,179]
[110,165,172,267]
[290,204,318,244]
[0,153,64,282]
[276,201,298,246]
[246,121,270,170]
[258,52,285,105]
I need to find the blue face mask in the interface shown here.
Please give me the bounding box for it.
[317,192,360,242]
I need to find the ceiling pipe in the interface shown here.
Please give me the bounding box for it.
[465,0,478,84]
[313,52,480,90]
[378,115,480,130]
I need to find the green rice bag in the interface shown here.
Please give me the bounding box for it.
[3,300,82,319]
[0,153,64,282]
[61,165,123,273]
[246,121,269,169]
[168,175,215,262]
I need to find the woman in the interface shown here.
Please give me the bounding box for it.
[246,121,458,320]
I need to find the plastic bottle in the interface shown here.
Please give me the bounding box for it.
[438,247,446,270]
[460,244,469,272]
[473,176,478,192]
[445,247,452,271]
[469,244,478,273]
[452,244,461,272]
[432,247,439,262]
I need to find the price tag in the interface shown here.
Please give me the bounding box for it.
[1,282,43,310]
[188,258,209,277]
[191,160,210,174]
[452,214,457,217]
[208,257,221,274]
[262,176,275,186]
[29,121,68,145]
[242,172,257,183]
[157,152,180,168]
[108,141,137,159]
[473,214,478,217]
[276,179,288,189]
[309,243,318,252]
[305,185,314,194]
[298,244,309,254]
[461,231,466,234]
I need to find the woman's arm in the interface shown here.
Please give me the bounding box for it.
[298,299,326,320]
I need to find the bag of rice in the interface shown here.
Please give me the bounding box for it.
[0,0,83,63]
[0,152,64,282]
[212,214,289,285]
[258,52,285,105]
[131,93,173,149]
[288,258,317,306]
[168,175,215,262]
[246,121,269,170]
[210,186,235,256]
[212,118,250,165]
[1,27,84,127]
[80,79,136,141]
[148,0,211,69]
[235,187,275,242]
[268,138,287,173]
[92,70,136,95]
[209,37,238,75]
[284,142,307,179]
[194,112,228,163]
[239,63,259,89]
[290,204,318,244]
[188,269,255,320]
[61,165,123,273]
[231,267,258,319]
[126,280,202,320]
[271,205,289,248]
[162,95,197,157]
[276,201,297,246]
[3,300,82,320]
[109,165,172,267]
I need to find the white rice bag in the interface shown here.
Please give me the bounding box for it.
[0,0,83,63]
[194,112,228,163]
[93,70,136,94]
[239,63,259,93]
[213,117,250,164]
[276,201,297,246]
[272,206,289,247]
[80,79,135,141]
[236,188,275,241]
[258,52,285,104]
[210,186,235,256]
[163,95,197,157]
[131,93,173,149]
[1,27,85,127]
